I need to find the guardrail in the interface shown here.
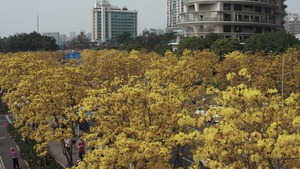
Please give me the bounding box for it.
[183,0,276,5]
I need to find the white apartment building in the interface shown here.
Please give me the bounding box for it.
[286,17,300,35]
[176,0,287,43]
[167,0,183,31]
[92,0,138,45]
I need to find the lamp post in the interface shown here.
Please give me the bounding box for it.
[270,51,285,101]
[280,54,294,101]
[281,54,284,101]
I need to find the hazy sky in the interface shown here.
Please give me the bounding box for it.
[0,0,299,37]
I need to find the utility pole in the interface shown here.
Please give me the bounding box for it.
[281,54,284,101]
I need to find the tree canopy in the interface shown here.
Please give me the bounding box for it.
[120,31,174,56]
[177,36,207,56]
[205,32,222,47]
[210,38,241,58]
[0,49,299,168]
[1,32,58,53]
[244,31,300,53]
[68,31,91,50]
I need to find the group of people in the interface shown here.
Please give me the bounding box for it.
[9,137,86,169]
[64,137,86,161]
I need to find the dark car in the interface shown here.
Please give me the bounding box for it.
[79,111,95,132]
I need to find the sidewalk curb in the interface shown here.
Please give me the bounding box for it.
[6,114,30,169]
[48,145,67,169]
[16,145,30,169]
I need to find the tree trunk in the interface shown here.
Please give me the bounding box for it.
[61,141,73,167]
[173,145,183,168]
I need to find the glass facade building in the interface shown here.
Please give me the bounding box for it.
[92,0,138,45]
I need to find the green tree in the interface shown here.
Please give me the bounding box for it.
[0,37,6,53]
[244,31,300,53]
[69,31,90,50]
[4,32,58,52]
[205,32,221,48]
[210,38,241,58]
[116,32,133,45]
[120,31,174,55]
[177,36,206,56]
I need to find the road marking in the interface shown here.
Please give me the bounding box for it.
[0,123,8,128]
[0,155,5,169]
[0,137,6,140]
[182,157,195,163]
[5,115,12,125]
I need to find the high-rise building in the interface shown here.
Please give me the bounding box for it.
[59,34,67,45]
[42,32,60,45]
[284,13,299,21]
[167,0,183,31]
[70,32,76,40]
[92,0,138,45]
[284,13,300,35]
[286,17,300,35]
[176,0,287,43]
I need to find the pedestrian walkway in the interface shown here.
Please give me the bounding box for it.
[48,128,87,168]
[0,114,29,169]
[3,113,88,169]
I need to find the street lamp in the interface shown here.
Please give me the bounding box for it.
[281,54,284,101]
[270,51,285,101]
[280,54,294,101]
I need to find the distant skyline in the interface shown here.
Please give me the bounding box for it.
[0,0,299,37]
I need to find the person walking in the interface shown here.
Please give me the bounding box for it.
[10,147,20,169]
[64,138,71,152]
[78,138,85,161]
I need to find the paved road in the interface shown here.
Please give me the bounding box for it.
[0,114,28,169]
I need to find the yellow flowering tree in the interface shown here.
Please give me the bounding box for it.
[190,70,300,168]
[1,52,90,167]
[215,49,300,97]
[75,50,213,168]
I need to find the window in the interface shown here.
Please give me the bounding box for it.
[244,26,253,29]
[234,4,242,11]
[244,15,253,21]
[224,14,232,21]
[265,27,271,32]
[234,26,242,32]
[265,7,271,14]
[255,27,262,33]
[236,14,242,21]
[244,36,250,41]
[223,25,231,32]
[244,5,253,9]
[224,3,231,10]
[255,6,262,12]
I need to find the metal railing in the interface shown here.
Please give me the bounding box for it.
[183,0,276,5]
[178,17,276,24]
